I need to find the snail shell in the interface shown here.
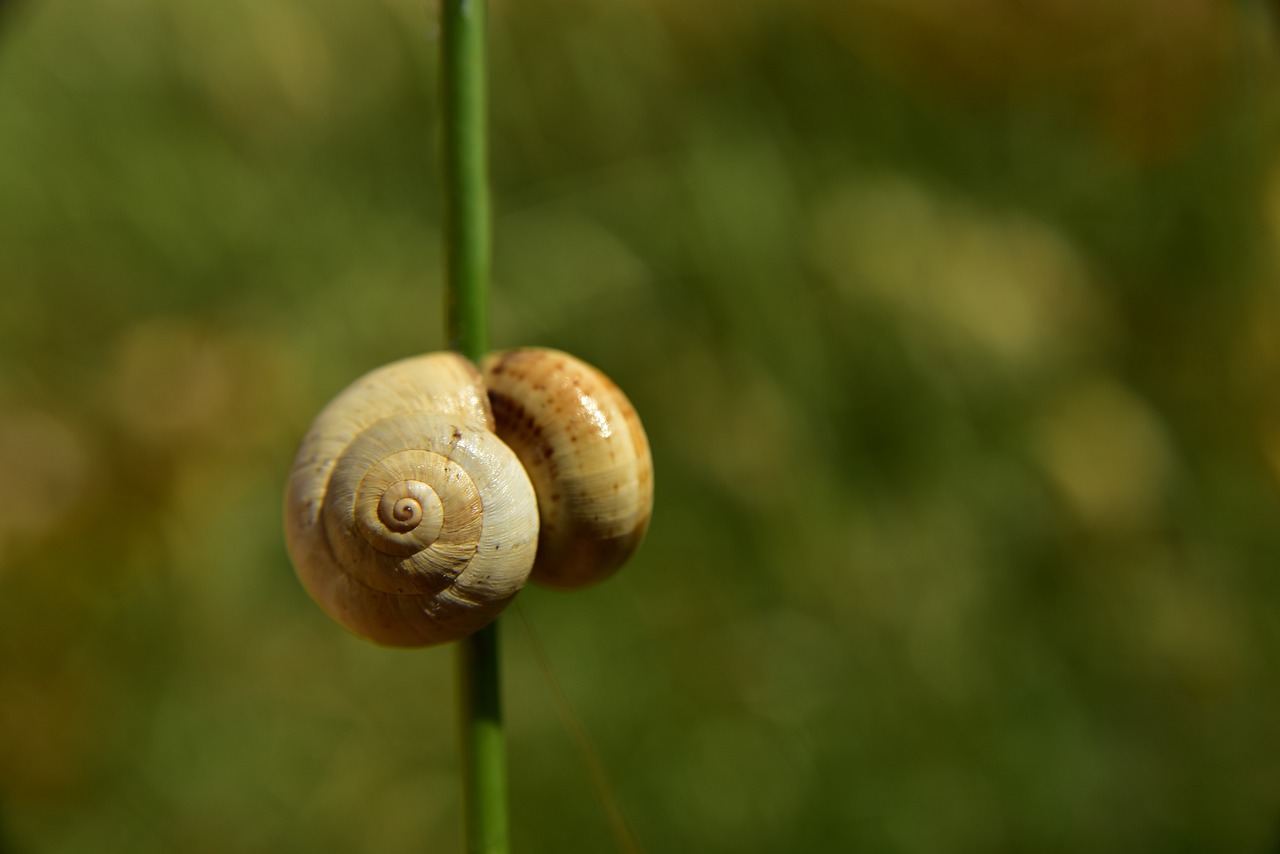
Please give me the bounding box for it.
[482,348,653,589]
[284,353,539,648]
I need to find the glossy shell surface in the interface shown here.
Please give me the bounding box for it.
[482,348,653,589]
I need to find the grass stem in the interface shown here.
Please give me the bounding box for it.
[441,1,506,852]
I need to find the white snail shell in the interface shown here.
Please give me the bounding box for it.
[284,353,539,647]
[284,348,653,647]
[482,348,653,590]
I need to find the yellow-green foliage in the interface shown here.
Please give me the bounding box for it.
[1,1,1279,851]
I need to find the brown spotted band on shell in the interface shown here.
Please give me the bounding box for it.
[482,348,653,590]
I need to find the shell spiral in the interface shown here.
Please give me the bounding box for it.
[284,353,539,647]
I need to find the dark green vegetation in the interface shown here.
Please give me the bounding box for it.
[2,1,1280,851]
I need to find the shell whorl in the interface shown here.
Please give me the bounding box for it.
[482,348,654,589]
[285,353,539,647]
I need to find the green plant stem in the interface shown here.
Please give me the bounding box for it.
[441,1,506,853]
[458,621,506,854]
[443,0,490,363]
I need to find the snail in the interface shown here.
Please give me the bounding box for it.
[284,348,653,647]
[482,348,653,590]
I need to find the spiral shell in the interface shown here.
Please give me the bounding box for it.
[284,353,539,647]
[482,348,653,589]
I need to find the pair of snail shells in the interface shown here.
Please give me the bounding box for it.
[284,348,652,648]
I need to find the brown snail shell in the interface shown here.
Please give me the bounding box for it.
[284,353,539,647]
[481,348,653,590]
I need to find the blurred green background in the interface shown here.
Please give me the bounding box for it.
[3,0,1280,850]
